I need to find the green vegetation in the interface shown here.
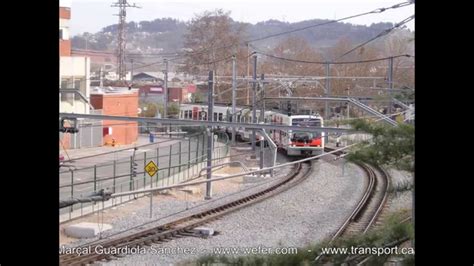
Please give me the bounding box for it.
[191,92,204,103]
[168,102,180,116]
[139,102,180,117]
[139,102,159,117]
[346,119,414,173]
[394,88,415,103]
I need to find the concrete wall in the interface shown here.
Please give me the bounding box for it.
[60,56,90,77]
[59,97,89,114]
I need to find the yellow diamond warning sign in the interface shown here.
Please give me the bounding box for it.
[145,160,158,176]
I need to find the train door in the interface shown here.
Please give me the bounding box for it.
[192,107,199,120]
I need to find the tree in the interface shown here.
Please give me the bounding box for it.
[260,36,324,76]
[167,102,180,116]
[139,103,159,117]
[191,92,204,103]
[346,119,414,172]
[382,30,415,89]
[181,9,246,102]
[181,9,245,75]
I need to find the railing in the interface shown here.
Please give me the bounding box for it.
[60,131,230,223]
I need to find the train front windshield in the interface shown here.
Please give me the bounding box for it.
[291,118,322,140]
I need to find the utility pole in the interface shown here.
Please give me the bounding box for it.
[231,55,237,145]
[205,71,214,200]
[259,74,265,174]
[388,57,394,115]
[251,54,257,152]
[163,59,169,131]
[130,147,138,191]
[99,67,103,87]
[325,62,331,120]
[130,58,134,83]
[111,0,139,81]
[325,62,331,146]
[247,43,250,105]
[260,74,265,122]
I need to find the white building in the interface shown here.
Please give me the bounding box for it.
[59,5,91,114]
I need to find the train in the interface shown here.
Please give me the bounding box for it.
[179,103,325,157]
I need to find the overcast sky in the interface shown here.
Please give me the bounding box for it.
[60,0,414,36]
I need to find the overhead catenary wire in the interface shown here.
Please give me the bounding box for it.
[248,2,412,44]
[253,47,413,65]
[171,1,413,60]
[70,2,412,63]
[71,49,182,57]
[336,15,415,60]
[61,4,414,87]
[60,54,249,88]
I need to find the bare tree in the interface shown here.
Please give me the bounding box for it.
[383,30,415,89]
[181,9,246,102]
[259,36,324,76]
[181,9,245,75]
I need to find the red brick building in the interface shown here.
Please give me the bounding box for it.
[91,88,139,146]
[168,82,194,103]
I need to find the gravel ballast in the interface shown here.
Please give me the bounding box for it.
[96,159,366,265]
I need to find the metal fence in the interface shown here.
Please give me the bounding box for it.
[60,109,103,149]
[59,131,230,222]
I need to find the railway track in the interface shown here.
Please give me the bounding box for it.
[332,163,389,238]
[343,217,412,265]
[315,147,391,263]
[60,161,314,265]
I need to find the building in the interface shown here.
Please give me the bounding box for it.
[90,87,139,146]
[60,4,99,150]
[133,72,164,84]
[139,85,165,104]
[132,71,188,85]
[59,7,71,56]
[138,82,195,104]
[59,5,91,114]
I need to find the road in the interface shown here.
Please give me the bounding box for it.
[59,135,220,214]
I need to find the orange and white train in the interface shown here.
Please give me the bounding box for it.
[179,103,324,156]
